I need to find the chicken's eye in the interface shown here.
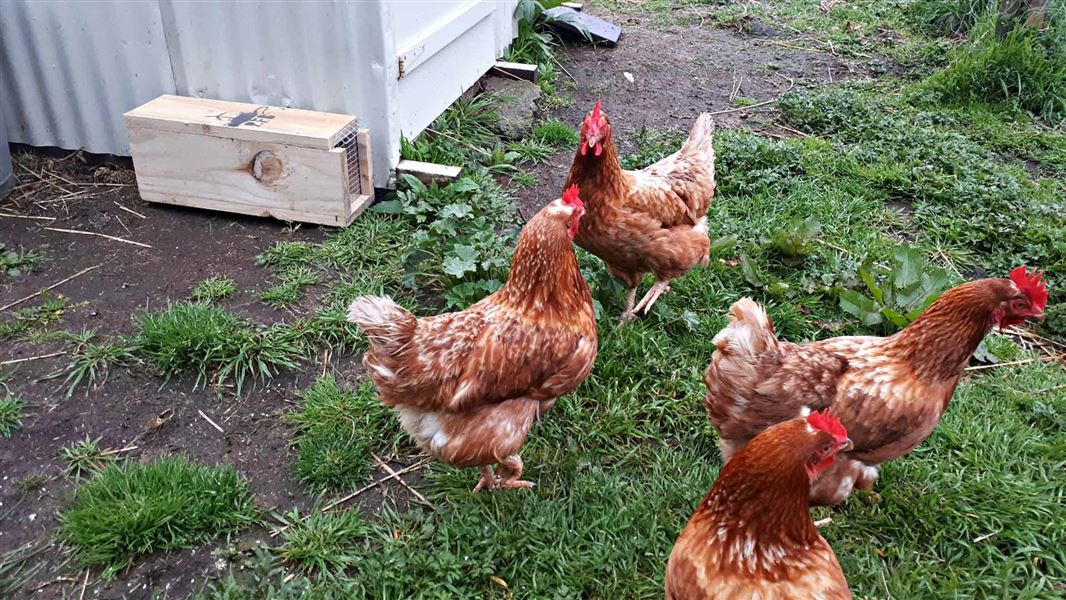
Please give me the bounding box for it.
[821,444,831,454]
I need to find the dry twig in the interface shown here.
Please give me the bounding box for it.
[0,211,55,221]
[0,264,102,312]
[197,409,225,433]
[113,200,147,219]
[322,459,432,512]
[372,452,431,506]
[706,73,794,116]
[0,352,67,366]
[44,227,151,248]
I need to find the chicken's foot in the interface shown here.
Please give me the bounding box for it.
[472,465,499,492]
[632,280,671,315]
[495,455,535,489]
[621,287,639,321]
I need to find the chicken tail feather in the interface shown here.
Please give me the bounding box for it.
[679,113,716,158]
[711,297,778,356]
[347,295,417,355]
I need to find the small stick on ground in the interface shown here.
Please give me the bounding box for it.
[100,445,139,456]
[814,517,833,527]
[1034,383,1066,395]
[44,227,152,248]
[197,409,225,433]
[372,452,431,506]
[706,73,794,116]
[0,352,67,366]
[77,569,89,600]
[775,123,810,137]
[0,211,56,221]
[0,264,102,312]
[269,457,434,538]
[323,459,432,513]
[112,200,147,219]
[31,577,80,592]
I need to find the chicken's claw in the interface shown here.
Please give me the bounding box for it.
[472,466,499,492]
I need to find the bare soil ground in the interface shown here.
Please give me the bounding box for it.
[0,7,872,598]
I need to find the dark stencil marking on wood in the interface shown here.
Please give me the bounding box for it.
[211,106,275,128]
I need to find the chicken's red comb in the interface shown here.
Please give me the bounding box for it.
[1010,266,1048,311]
[562,184,582,209]
[591,99,602,121]
[807,409,848,443]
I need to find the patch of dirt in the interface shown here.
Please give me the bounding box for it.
[514,6,865,218]
[2,5,877,597]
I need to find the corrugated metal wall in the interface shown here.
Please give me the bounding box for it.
[0,0,176,154]
[0,0,516,186]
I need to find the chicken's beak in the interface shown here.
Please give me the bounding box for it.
[839,438,854,453]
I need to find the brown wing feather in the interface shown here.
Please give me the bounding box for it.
[368,303,595,413]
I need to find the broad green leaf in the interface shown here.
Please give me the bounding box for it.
[859,259,883,305]
[709,234,738,254]
[399,173,427,194]
[739,254,766,288]
[369,199,404,214]
[893,246,923,290]
[881,307,910,328]
[439,203,473,220]
[448,178,479,193]
[839,289,883,326]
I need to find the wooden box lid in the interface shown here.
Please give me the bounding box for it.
[124,95,357,150]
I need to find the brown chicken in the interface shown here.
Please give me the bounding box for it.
[563,101,717,319]
[347,186,597,491]
[705,267,1048,505]
[665,409,854,600]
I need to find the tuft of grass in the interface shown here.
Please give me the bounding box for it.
[59,437,118,478]
[14,473,47,495]
[58,456,258,578]
[0,296,69,341]
[908,0,994,37]
[288,377,401,493]
[0,395,27,437]
[0,243,45,277]
[191,275,238,302]
[260,267,319,309]
[533,119,580,147]
[134,302,304,394]
[272,508,370,578]
[56,331,137,397]
[506,139,555,164]
[924,24,1066,121]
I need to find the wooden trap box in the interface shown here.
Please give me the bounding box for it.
[124,95,373,226]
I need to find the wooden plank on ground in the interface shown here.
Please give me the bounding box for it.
[493,61,539,83]
[396,160,462,185]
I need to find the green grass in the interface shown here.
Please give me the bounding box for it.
[59,436,118,478]
[288,377,402,493]
[58,456,258,578]
[191,275,238,302]
[134,302,304,394]
[0,243,45,277]
[260,267,319,309]
[0,296,69,341]
[56,331,137,397]
[20,1,1066,597]
[532,119,580,146]
[923,19,1066,122]
[0,395,27,437]
[272,508,371,578]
